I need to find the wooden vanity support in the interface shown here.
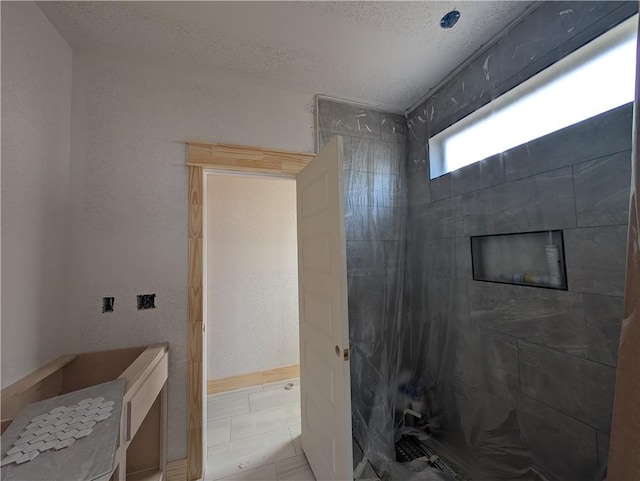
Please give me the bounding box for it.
[0,344,169,481]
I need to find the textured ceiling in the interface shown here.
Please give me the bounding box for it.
[39,1,533,112]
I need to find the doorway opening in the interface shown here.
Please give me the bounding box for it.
[186,140,356,481]
[203,169,309,480]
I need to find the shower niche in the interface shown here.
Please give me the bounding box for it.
[471,230,567,290]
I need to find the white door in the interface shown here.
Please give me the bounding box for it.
[297,136,353,481]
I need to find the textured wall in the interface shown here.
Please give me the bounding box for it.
[68,54,315,460]
[1,2,72,387]
[317,98,408,467]
[405,2,635,480]
[206,174,299,379]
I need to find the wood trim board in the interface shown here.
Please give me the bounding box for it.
[166,459,187,481]
[186,141,314,175]
[185,141,311,481]
[207,364,300,395]
[186,165,204,481]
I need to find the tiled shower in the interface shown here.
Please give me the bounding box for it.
[317,2,636,480]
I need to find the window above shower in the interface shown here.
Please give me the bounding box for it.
[429,15,638,179]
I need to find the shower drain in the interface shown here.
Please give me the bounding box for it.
[395,435,470,480]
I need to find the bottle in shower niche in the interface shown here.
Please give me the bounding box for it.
[546,231,562,287]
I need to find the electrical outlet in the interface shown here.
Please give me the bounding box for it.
[137,294,156,310]
[103,297,115,313]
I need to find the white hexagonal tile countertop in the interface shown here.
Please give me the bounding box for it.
[0,379,125,481]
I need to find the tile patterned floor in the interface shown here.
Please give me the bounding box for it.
[205,379,316,481]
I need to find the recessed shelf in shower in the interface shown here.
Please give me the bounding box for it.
[471,230,567,290]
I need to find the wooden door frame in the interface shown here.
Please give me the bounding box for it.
[185,140,314,481]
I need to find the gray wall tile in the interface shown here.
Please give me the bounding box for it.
[596,431,610,466]
[344,170,371,207]
[518,341,616,432]
[412,198,455,240]
[344,171,403,208]
[407,114,429,174]
[380,113,406,143]
[407,169,430,206]
[423,3,636,139]
[498,2,638,100]
[428,44,500,135]
[343,136,374,173]
[497,2,629,90]
[422,238,455,279]
[584,294,624,367]
[452,195,465,237]
[383,241,404,271]
[454,237,472,280]
[344,137,404,175]
[346,241,386,277]
[516,394,600,481]
[469,282,587,357]
[451,152,506,196]
[574,150,632,227]
[343,136,366,172]
[481,329,520,400]
[345,205,403,241]
[317,98,381,140]
[447,385,529,471]
[405,204,428,243]
[422,278,470,337]
[564,225,627,296]
[372,141,405,176]
[347,276,356,300]
[462,167,576,236]
[452,325,496,394]
[400,3,635,479]
[429,173,451,201]
[318,97,408,464]
[384,268,404,321]
[503,104,633,181]
[349,274,386,325]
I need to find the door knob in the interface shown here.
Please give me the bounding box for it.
[335,345,340,357]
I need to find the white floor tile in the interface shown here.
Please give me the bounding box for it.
[249,385,300,412]
[207,418,232,447]
[231,403,301,440]
[262,378,300,392]
[212,462,278,481]
[206,429,296,480]
[207,394,250,421]
[275,454,316,481]
[288,424,302,455]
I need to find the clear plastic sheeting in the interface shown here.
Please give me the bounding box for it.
[317,4,635,473]
[400,102,631,480]
[395,3,635,479]
[317,97,415,479]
